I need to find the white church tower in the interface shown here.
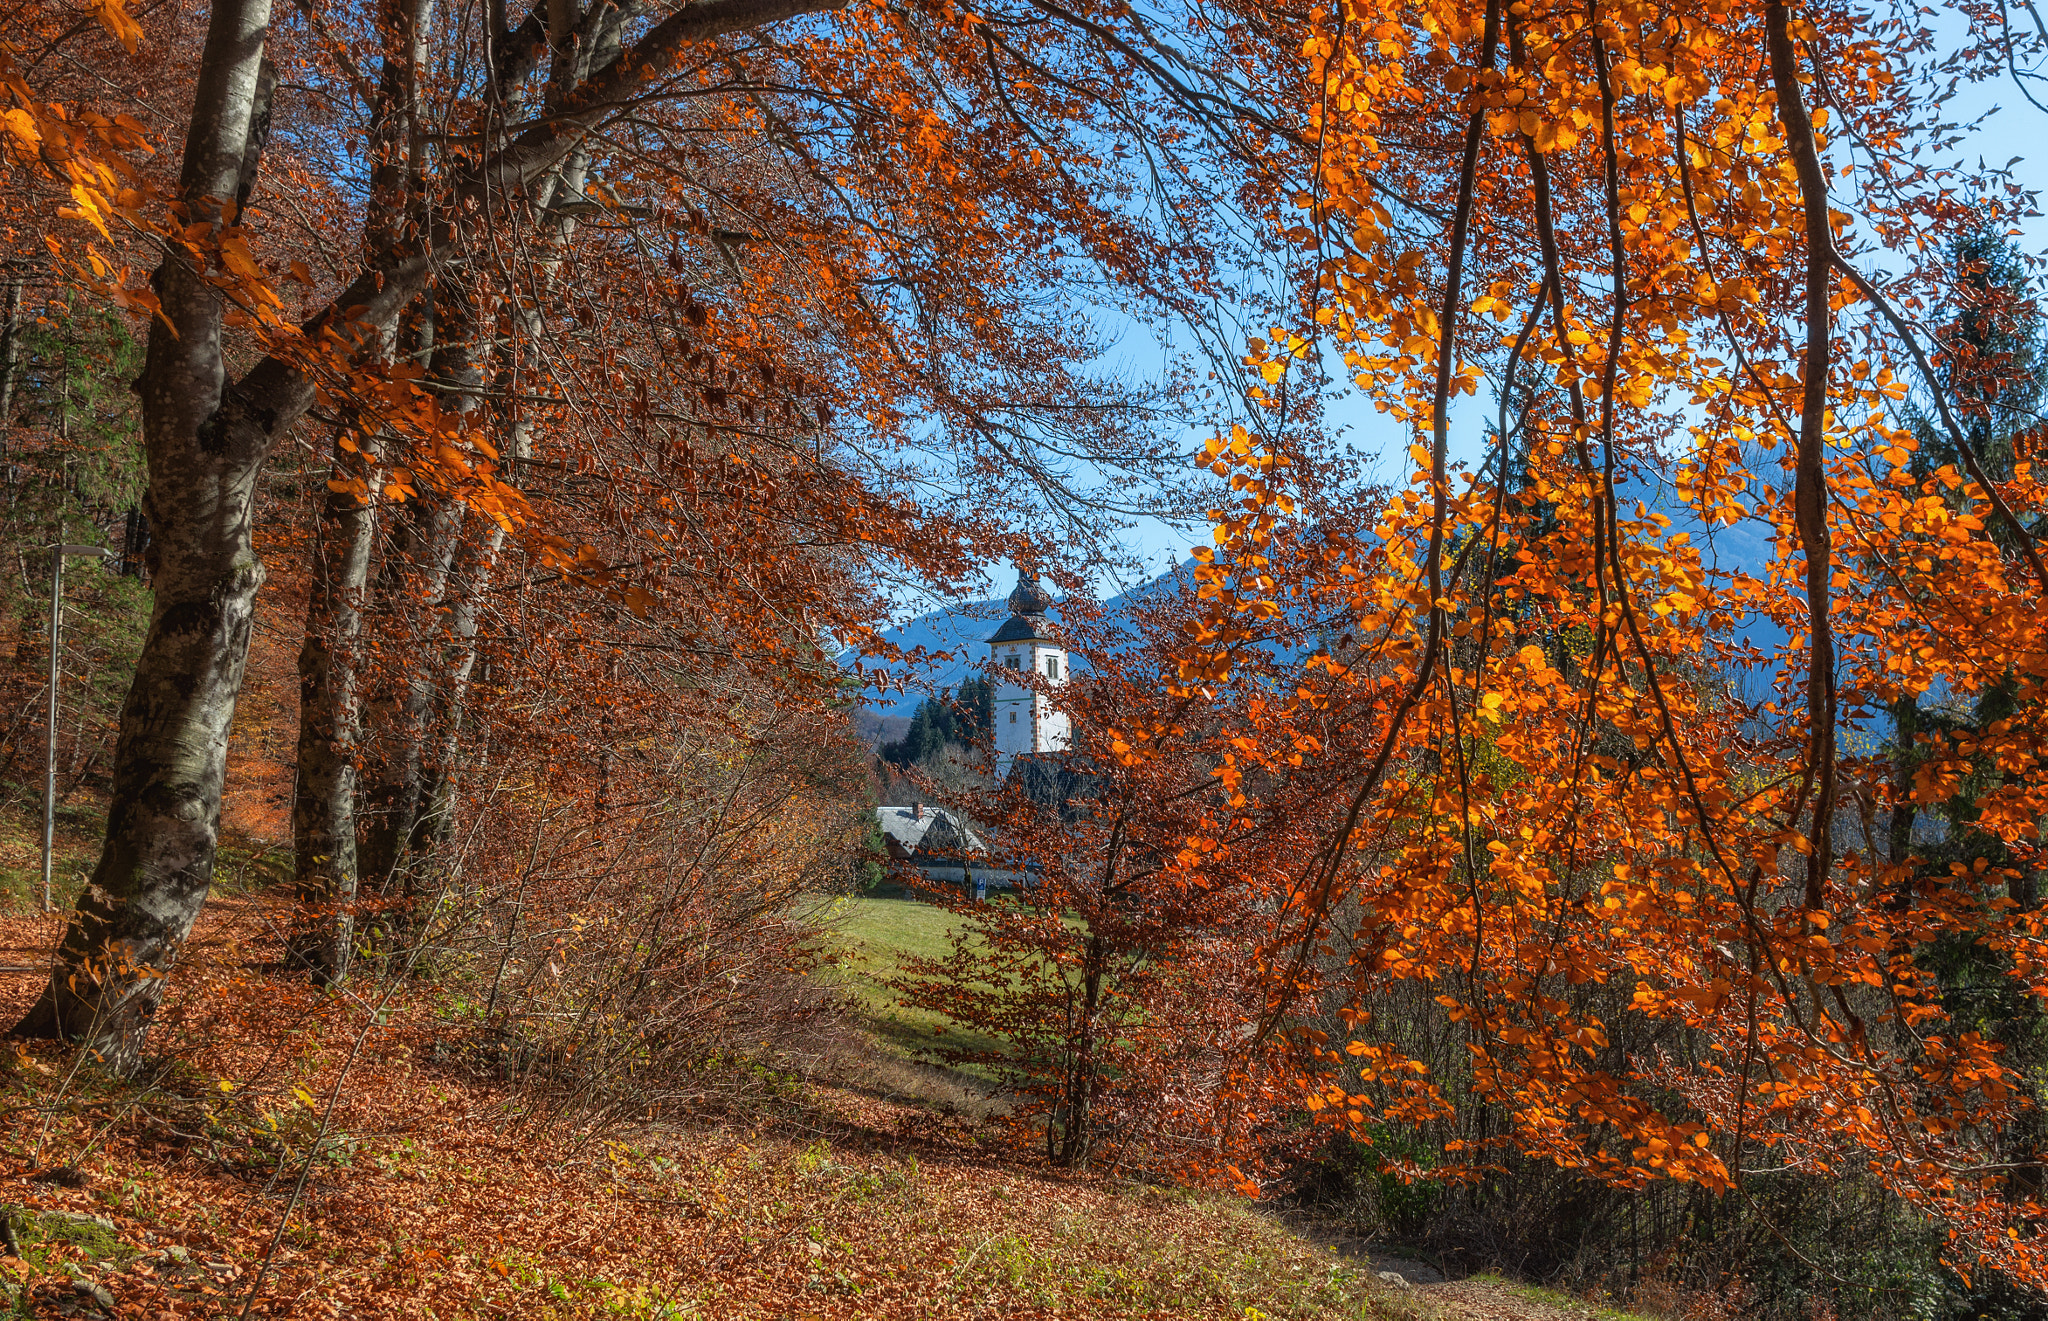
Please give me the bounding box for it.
[989,569,1070,779]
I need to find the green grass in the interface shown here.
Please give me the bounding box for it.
[212,839,292,895]
[0,789,100,917]
[820,895,1012,1066]
[834,894,974,968]
[945,1194,1420,1319]
[0,1204,137,1318]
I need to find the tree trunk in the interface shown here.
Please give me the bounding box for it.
[1888,694,1918,870]
[287,0,425,981]
[357,487,463,893]
[361,135,586,895]
[12,0,277,1072]
[0,275,23,450]
[288,424,383,984]
[1767,0,1839,909]
[1057,936,1106,1169]
[418,414,531,866]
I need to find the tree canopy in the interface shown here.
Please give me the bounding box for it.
[9,0,2048,1299]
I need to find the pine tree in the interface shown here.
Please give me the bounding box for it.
[880,680,994,770]
[1907,226,2046,501]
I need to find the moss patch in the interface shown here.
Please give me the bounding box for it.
[0,1204,136,1318]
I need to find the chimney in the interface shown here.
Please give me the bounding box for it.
[913,802,924,820]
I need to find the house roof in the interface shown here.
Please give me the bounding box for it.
[877,806,987,857]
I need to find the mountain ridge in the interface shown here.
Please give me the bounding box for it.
[853,562,1192,716]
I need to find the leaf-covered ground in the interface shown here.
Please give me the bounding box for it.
[0,893,1439,1321]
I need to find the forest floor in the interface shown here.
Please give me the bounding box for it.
[0,867,1663,1320]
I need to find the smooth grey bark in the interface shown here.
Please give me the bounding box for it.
[419,418,531,863]
[235,59,280,215]
[406,355,525,875]
[0,276,23,439]
[14,0,846,1067]
[287,0,425,981]
[13,0,279,1070]
[356,486,463,894]
[357,136,593,895]
[351,0,596,898]
[287,427,382,983]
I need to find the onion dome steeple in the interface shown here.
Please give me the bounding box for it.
[988,564,1071,777]
[990,567,1059,644]
[1007,569,1054,619]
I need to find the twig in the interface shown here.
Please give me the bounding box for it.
[951,1231,1006,1281]
[236,957,424,1317]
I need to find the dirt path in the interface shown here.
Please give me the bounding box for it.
[1285,1226,1632,1321]
[1358,1270,1625,1321]
[1421,1276,1629,1320]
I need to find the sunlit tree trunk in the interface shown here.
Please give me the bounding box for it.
[0,274,23,451]
[357,489,463,893]
[362,133,594,895]
[13,0,278,1070]
[419,414,532,866]
[289,0,425,979]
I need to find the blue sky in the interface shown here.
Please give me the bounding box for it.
[890,14,2048,637]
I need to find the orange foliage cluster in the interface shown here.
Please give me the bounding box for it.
[1130,0,2048,1289]
[11,0,2048,1298]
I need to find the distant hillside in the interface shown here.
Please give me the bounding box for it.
[854,562,1192,716]
[850,708,914,749]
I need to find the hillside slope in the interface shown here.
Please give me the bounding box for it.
[0,891,1424,1321]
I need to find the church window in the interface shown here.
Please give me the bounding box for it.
[1006,654,1021,670]
[1045,656,1059,679]
[1008,711,1017,723]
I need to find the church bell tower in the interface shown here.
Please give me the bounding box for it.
[988,569,1070,778]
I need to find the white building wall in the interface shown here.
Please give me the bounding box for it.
[992,638,1069,777]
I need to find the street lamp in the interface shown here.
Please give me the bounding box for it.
[42,543,112,913]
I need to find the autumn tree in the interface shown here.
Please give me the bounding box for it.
[9,0,876,1065]
[1111,0,2048,1288]
[5,0,1348,1067]
[896,573,1367,1177]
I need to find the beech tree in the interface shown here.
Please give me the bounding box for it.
[3,0,1329,1065]
[1142,0,2048,1285]
[8,0,872,1066]
[13,0,298,1065]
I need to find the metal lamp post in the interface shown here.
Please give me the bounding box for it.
[42,543,112,912]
